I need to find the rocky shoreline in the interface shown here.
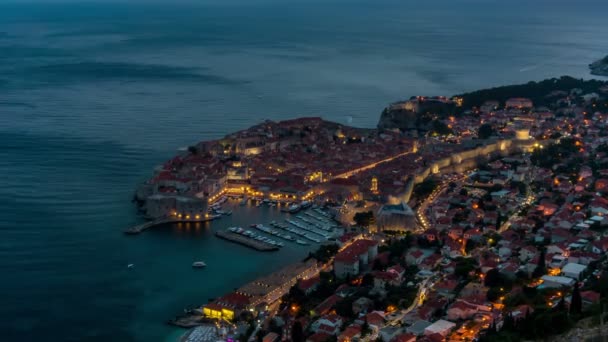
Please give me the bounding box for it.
[590,55,608,76]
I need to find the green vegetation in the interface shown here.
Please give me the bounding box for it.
[570,282,582,316]
[373,283,418,311]
[361,321,371,337]
[306,244,339,263]
[532,247,547,278]
[481,266,608,342]
[312,271,340,299]
[379,232,414,260]
[353,211,375,228]
[291,321,304,342]
[480,305,572,341]
[333,296,355,318]
[477,123,495,139]
[429,119,453,136]
[454,257,478,279]
[530,137,580,169]
[484,268,511,288]
[187,145,198,154]
[240,322,256,342]
[455,76,607,111]
[413,178,439,200]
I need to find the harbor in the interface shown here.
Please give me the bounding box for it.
[125,193,342,253]
[213,204,340,252]
[120,199,323,342]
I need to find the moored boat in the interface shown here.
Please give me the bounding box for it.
[192,261,206,268]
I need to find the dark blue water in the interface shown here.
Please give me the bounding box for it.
[1,0,607,340]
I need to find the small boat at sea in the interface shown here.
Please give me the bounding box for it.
[127,263,135,269]
[192,261,207,268]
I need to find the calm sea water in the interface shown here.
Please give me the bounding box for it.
[0,0,607,340]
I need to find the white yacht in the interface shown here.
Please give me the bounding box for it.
[192,261,206,268]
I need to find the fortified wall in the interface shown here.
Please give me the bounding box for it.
[401,138,539,202]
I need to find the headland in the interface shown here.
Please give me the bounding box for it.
[130,76,608,342]
[590,55,608,76]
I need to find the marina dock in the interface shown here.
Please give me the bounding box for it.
[215,230,279,251]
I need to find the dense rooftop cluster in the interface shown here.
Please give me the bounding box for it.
[155,78,608,342]
[230,80,608,342]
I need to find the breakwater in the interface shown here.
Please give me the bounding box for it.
[124,216,214,234]
[215,230,279,251]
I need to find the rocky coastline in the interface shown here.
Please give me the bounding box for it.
[590,55,608,76]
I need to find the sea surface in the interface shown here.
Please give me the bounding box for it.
[0,0,607,340]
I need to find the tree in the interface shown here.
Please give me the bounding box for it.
[496,214,504,229]
[362,273,375,287]
[334,297,354,318]
[354,211,375,227]
[430,119,453,136]
[570,282,582,315]
[413,178,438,199]
[488,320,498,335]
[291,321,304,342]
[486,287,501,302]
[187,145,198,154]
[309,244,339,263]
[465,239,477,253]
[484,268,503,287]
[556,295,566,311]
[518,182,528,195]
[256,330,264,342]
[454,257,477,278]
[532,248,547,278]
[241,322,255,342]
[269,319,282,335]
[361,321,371,337]
[286,285,306,306]
[478,123,495,139]
[592,273,608,298]
[502,312,515,331]
[372,259,384,271]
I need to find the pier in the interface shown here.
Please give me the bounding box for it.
[124,217,214,235]
[215,230,279,251]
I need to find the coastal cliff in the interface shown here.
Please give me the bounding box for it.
[590,55,608,76]
[377,96,455,132]
[377,106,421,131]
